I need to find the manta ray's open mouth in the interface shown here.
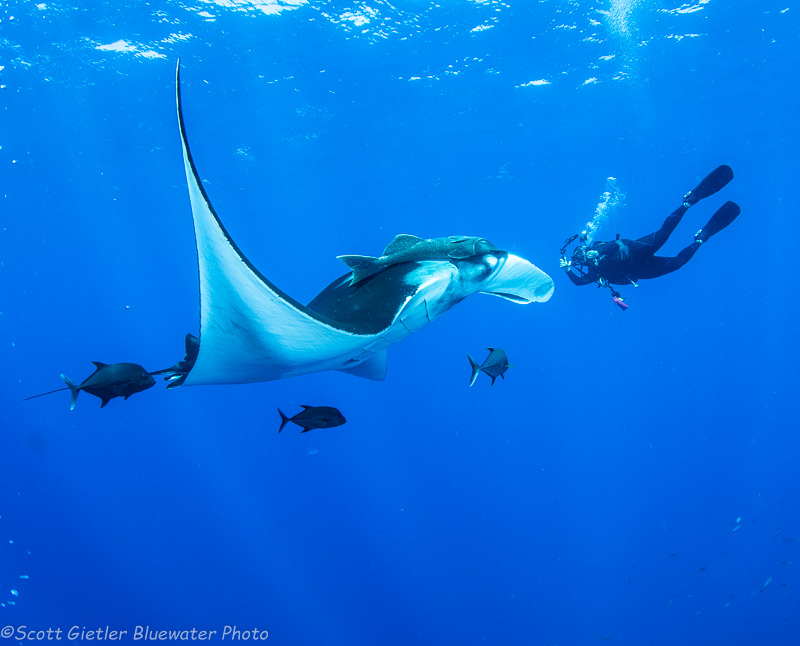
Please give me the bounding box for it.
[480,254,555,304]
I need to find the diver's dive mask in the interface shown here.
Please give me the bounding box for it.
[571,246,586,265]
[571,245,600,266]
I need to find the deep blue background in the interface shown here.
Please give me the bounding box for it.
[2,1,799,644]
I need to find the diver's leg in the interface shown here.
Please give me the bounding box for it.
[635,166,735,252]
[635,205,687,252]
[636,242,701,279]
[635,202,739,279]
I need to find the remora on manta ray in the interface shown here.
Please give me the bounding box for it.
[172,63,554,387]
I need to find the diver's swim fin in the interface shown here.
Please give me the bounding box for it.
[684,165,734,207]
[696,201,740,243]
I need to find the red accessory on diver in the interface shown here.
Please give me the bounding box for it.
[613,296,629,311]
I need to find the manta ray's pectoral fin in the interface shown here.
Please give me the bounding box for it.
[176,63,375,386]
[335,350,388,381]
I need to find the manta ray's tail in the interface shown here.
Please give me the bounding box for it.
[467,354,481,388]
[336,254,384,286]
[60,374,80,411]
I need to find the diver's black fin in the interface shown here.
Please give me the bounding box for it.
[684,165,734,206]
[696,201,741,243]
[277,408,291,433]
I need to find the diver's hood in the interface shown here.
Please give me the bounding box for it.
[480,253,554,304]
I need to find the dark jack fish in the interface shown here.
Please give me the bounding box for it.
[278,405,347,433]
[467,348,510,387]
[151,333,200,388]
[337,234,502,285]
[23,362,156,410]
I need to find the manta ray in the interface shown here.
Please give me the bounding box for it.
[171,63,554,387]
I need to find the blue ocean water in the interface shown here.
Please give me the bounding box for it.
[2,0,799,643]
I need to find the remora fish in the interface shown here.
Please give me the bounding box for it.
[24,362,156,410]
[337,235,502,285]
[467,348,510,386]
[278,406,347,433]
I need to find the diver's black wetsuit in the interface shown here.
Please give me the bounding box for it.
[565,204,701,287]
[564,165,741,290]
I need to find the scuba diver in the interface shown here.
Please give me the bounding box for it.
[560,165,740,309]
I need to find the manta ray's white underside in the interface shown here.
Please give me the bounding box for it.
[175,65,554,387]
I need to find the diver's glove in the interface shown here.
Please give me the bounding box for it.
[559,258,571,270]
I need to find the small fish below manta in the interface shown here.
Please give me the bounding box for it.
[23,362,155,410]
[467,348,510,386]
[278,406,347,433]
[168,62,555,388]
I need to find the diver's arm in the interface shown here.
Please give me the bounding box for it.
[566,271,596,286]
[562,264,596,286]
